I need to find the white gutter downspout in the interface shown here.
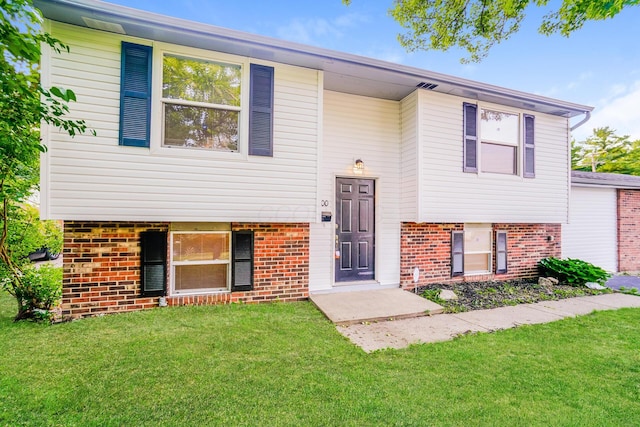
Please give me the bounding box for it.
[570,111,591,131]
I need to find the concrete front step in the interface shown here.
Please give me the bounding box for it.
[309,288,443,326]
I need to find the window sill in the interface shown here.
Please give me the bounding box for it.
[151,145,246,162]
[171,289,230,296]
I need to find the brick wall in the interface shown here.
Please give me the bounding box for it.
[62,221,309,319]
[618,189,640,272]
[400,222,561,290]
[167,223,309,306]
[62,222,169,319]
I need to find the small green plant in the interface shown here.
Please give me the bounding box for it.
[538,257,611,287]
[421,288,445,305]
[619,287,639,296]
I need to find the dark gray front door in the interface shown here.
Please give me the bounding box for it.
[335,178,375,282]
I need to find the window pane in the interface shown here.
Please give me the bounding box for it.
[465,253,490,272]
[173,233,229,262]
[163,55,240,106]
[175,264,228,291]
[164,104,238,151]
[465,228,491,252]
[480,109,518,144]
[481,143,516,174]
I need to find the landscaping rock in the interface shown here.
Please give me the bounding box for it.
[538,277,555,287]
[439,289,458,301]
[585,282,606,290]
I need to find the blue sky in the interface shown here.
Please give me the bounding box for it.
[110,0,640,141]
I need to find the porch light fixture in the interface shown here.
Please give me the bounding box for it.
[353,159,364,175]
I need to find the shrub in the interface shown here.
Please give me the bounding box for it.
[10,264,62,322]
[538,257,611,287]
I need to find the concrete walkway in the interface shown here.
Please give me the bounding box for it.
[337,293,640,352]
[310,288,443,325]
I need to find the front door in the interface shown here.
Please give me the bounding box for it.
[335,177,375,282]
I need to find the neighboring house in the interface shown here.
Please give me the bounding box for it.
[34,0,594,319]
[564,171,640,272]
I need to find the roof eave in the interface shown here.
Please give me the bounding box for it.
[34,0,593,117]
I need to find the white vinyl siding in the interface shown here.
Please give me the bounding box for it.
[309,91,401,291]
[562,186,617,272]
[400,91,419,222]
[41,22,319,222]
[412,90,569,223]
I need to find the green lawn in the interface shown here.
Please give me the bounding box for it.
[1,291,639,426]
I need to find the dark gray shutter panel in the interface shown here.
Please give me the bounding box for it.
[140,231,167,297]
[119,42,152,147]
[463,103,478,172]
[451,231,464,277]
[249,64,274,156]
[232,231,254,291]
[496,231,508,274]
[523,114,535,178]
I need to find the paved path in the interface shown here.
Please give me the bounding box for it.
[337,293,640,352]
[606,274,640,291]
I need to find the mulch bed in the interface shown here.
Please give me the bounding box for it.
[414,279,609,312]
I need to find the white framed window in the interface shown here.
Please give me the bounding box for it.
[463,223,492,274]
[480,108,519,175]
[161,54,242,152]
[170,231,231,294]
[463,103,535,178]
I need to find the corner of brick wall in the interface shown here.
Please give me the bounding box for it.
[618,189,640,272]
[400,222,561,290]
[62,222,169,320]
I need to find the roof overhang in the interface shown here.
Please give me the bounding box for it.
[34,0,593,118]
[571,171,640,189]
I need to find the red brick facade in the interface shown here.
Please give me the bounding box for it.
[62,221,309,319]
[618,189,640,272]
[400,222,561,290]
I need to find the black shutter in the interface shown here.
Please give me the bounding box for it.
[249,64,274,156]
[523,114,535,178]
[232,231,254,291]
[496,231,508,274]
[140,231,167,297]
[119,42,152,147]
[451,231,464,277]
[463,103,478,172]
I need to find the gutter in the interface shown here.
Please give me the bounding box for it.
[570,111,591,131]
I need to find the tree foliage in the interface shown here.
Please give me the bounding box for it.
[572,126,640,176]
[343,0,640,62]
[0,0,91,320]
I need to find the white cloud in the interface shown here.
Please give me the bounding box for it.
[276,13,368,45]
[572,80,640,141]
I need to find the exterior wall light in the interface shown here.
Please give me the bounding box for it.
[353,159,364,175]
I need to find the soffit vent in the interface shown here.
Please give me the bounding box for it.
[82,17,126,34]
[416,82,438,90]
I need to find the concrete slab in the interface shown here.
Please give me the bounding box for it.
[451,305,565,330]
[339,314,489,352]
[576,293,640,309]
[527,298,607,317]
[309,288,442,325]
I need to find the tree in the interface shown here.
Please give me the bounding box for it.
[0,0,91,320]
[343,0,640,62]
[572,126,640,176]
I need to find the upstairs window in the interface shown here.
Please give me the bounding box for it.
[463,104,535,177]
[480,109,518,175]
[162,54,241,152]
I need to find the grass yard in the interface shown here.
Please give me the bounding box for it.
[1,291,640,426]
